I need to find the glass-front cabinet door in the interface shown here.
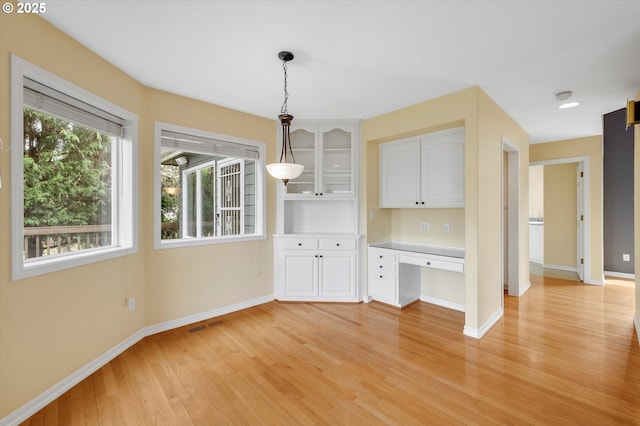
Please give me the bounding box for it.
[284,123,354,197]
[320,125,353,196]
[286,126,317,195]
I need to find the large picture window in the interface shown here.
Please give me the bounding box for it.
[156,124,265,248]
[11,56,137,280]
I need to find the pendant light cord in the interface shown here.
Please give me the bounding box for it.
[280,59,289,114]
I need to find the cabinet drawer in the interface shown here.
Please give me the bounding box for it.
[281,238,318,250]
[370,261,396,273]
[368,270,396,301]
[368,248,397,263]
[319,238,356,250]
[398,254,464,273]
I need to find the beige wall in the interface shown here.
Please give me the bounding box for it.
[476,90,530,325]
[530,136,603,284]
[544,163,578,268]
[0,11,276,418]
[529,165,544,218]
[145,90,276,326]
[361,87,529,332]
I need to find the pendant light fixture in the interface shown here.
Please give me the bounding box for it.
[266,51,304,185]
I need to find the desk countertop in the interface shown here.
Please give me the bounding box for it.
[369,241,465,259]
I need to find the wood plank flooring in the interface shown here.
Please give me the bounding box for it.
[22,275,640,425]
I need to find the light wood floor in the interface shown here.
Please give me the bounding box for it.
[22,276,640,425]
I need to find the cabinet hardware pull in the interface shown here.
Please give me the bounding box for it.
[426,262,431,266]
[315,193,318,196]
[320,193,323,196]
[379,255,383,258]
[421,201,425,205]
[298,243,302,246]
[415,201,419,205]
[336,243,340,246]
[319,255,323,258]
[379,275,383,278]
[315,254,318,258]
[379,265,383,268]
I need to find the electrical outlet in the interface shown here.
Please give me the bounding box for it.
[128,297,136,312]
[623,254,630,262]
[443,224,450,233]
[420,222,429,231]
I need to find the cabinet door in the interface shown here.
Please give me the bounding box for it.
[319,124,354,197]
[285,125,318,195]
[282,252,318,297]
[368,270,397,304]
[318,251,356,298]
[379,138,421,207]
[421,130,464,207]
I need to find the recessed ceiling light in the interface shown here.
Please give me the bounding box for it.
[556,91,580,109]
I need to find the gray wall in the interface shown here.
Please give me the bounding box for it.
[603,108,634,274]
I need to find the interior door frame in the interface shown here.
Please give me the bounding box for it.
[529,156,591,284]
[502,138,523,297]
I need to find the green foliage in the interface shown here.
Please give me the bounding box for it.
[23,108,112,227]
[160,164,180,223]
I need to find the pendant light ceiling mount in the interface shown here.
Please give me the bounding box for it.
[278,51,294,62]
[266,50,304,186]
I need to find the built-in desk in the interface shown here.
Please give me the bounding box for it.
[368,241,465,308]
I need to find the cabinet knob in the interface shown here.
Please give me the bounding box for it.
[379,275,383,278]
[319,255,323,258]
[421,201,425,205]
[315,193,319,196]
[315,254,318,258]
[426,261,431,266]
[336,243,340,247]
[298,243,302,246]
[320,193,323,196]
[379,265,383,269]
[379,255,383,259]
[415,201,419,205]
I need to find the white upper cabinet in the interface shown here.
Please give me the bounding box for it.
[284,122,356,198]
[380,127,464,208]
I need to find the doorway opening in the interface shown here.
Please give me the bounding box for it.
[502,138,525,297]
[529,157,590,284]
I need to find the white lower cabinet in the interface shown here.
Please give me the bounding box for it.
[275,235,359,302]
[368,247,398,305]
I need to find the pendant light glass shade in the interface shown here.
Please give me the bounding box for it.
[266,162,304,181]
[267,52,304,185]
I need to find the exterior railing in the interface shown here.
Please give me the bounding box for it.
[23,225,112,259]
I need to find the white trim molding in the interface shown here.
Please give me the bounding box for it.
[463,308,504,339]
[604,271,635,280]
[0,295,274,426]
[634,314,640,347]
[420,295,465,312]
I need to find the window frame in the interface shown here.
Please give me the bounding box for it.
[154,121,266,249]
[10,55,138,280]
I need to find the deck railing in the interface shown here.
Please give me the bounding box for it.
[23,225,112,259]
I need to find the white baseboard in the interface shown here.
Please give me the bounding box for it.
[634,313,640,347]
[420,295,465,312]
[604,271,635,280]
[0,294,274,426]
[463,308,504,339]
[518,280,531,296]
[144,295,274,335]
[543,263,577,272]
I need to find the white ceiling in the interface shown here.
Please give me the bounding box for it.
[38,0,640,143]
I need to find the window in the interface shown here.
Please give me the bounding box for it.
[11,56,137,280]
[155,123,265,248]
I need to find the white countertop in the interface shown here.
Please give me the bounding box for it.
[369,241,464,259]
